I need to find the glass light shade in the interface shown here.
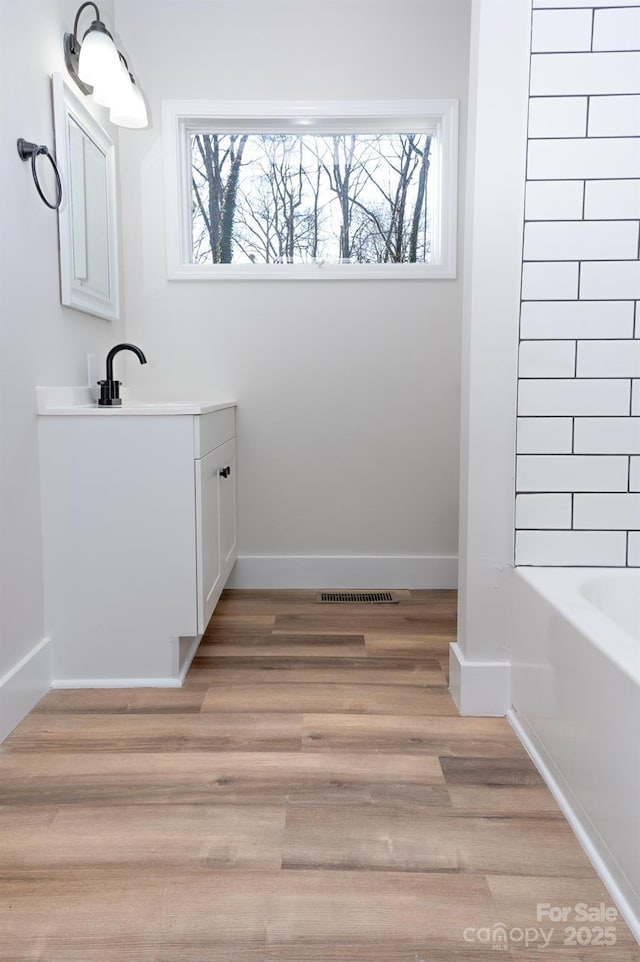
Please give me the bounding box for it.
[92,59,132,108]
[109,81,148,129]
[77,26,121,87]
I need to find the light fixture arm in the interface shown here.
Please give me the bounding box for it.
[64,2,115,96]
[69,2,103,54]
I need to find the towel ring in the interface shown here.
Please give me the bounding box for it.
[17,139,63,210]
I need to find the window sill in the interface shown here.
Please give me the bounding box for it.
[168,262,456,281]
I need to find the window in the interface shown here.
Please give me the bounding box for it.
[163,101,458,279]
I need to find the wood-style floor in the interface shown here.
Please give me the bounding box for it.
[1,589,638,961]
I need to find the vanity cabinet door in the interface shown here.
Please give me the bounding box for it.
[195,438,235,633]
[219,440,237,579]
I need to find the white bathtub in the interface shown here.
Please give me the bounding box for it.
[511,567,640,941]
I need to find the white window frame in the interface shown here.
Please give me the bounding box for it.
[162,99,458,280]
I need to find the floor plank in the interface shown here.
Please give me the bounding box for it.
[0,750,444,807]
[188,662,447,687]
[282,806,596,876]
[4,712,304,752]
[200,682,459,715]
[1,803,286,873]
[301,713,532,756]
[31,686,206,713]
[197,638,369,658]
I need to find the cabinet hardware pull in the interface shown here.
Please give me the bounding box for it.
[220,466,231,478]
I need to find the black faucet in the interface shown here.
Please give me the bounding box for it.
[98,343,147,406]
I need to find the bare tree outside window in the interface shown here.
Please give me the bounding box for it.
[190,132,433,265]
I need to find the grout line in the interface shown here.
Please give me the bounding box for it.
[577,260,582,299]
[515,6,535,570]
[528,135,640,142]
[527,177,640,183]
[529,136,640,143]
[521,375,640,382]
[529,92,640,99]
[590,8,595,53]
[585,95,591,138]
[532,3,640,8]
[523,298,639,303]
[525,217,639,223]
[523,257,639,263]
[531,49,640,56]
[626,529,630,565]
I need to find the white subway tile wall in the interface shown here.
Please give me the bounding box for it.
[573,493,640,529]
[517,417,574,453]
[520,300,634,339]
[579,260,640,299]
[518,378,630,415]
[528,97,588,138]
[587,95,640,137]
[523,220,638,261]
[530,52,640,96]
[574,417,640,453]
[515,493,573,528]
[528,137,640,179]
[518,340,576,378]
[593,7,640,51]
[576,339,640,377]
[519,4,640,566]
[531,9,593,52]
[525,180,585,220]
[521,261,579,299]
[517,455,628,492]
[515,530,627,565]
[584,179,640,219]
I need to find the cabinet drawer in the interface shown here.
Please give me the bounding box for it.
[194,407,236,458]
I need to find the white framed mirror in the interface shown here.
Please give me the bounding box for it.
[52,73,119,321]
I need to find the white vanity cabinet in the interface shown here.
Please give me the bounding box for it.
[38,398,237,686]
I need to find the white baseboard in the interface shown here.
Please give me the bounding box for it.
[176,635,202,684]
[0,637,51,742]
[50,677,183,689]
[226,555,458,589]
[449,642,510,716]
[509,710,640,944]
[51,637,204,691]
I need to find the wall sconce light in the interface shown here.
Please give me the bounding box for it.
[63,2,148,129]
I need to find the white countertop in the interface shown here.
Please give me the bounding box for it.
[37,386,236,416]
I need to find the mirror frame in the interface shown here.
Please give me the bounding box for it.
[52,72,120,321]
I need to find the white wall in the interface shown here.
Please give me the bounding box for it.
[115,0,471,588]
[0,0,126,738]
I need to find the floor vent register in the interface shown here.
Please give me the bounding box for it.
[316,591,399,604]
